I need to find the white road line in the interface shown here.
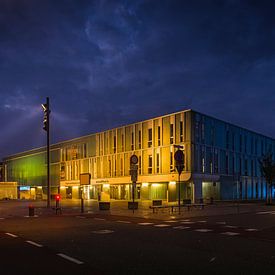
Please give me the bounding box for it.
[224,225,238,229]
[0,217,5,220]
[116,220,131,224]
[173,226,190,230]
[197,220,207,223]
[245,228,258,232]
[57,253,84,265]
[221,232,240,236]
[24,215,38,218]
[154,224,171,227]
[180,219,190,222]
[5,233,18,238]
[164,220,178,223]
[180,221,195,224]
[195,229,213,233]
[91,230,114,234]
[216,221,226,225]
[94,218,106,221]
[26,240,43,247]
[138,222,154,226]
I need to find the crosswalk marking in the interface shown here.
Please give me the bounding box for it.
[221,232,240,236]
[138,222,154,226]
[91,230,114,234]
[180,221,195,224]
[195,229,213,233]
[5,233,18,238]
[116,220,131,224]
[57,253,84,265]
[245,228,258,232]
[154,224,171,227]
[224,225,238,229]
[173,226,190,230]
[26,240,43,247]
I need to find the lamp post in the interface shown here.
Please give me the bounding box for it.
[42,97,51,208]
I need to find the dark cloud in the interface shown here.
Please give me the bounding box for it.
[0,0,275,158]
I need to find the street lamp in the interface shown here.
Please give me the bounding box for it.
[42,97,51,208]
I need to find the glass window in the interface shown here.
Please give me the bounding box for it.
[157,126,161,146]
[170,124,174,144]
[156,153,160,173]
[148,128,152,148]
[148,155,152,174]
[180,121,183,142]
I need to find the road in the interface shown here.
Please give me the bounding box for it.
[1,207,275,274]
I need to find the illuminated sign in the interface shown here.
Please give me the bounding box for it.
[20,186,30,191]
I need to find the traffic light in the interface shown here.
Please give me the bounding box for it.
[41,103,48,131]
[55,194,61,202]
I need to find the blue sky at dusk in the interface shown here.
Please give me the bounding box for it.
[0,0,274,159]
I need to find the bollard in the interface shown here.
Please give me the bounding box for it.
[28,205,34,217]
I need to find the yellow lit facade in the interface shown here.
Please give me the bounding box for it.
[2,109,275,202]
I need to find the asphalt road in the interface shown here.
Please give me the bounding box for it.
[1,209,275,275]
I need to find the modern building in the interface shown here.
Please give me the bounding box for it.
[2,109,275,202]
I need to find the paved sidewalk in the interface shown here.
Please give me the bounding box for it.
[1,199,275,220]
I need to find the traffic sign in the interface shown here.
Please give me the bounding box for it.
[130,154,138,165]
[174,149,184,175]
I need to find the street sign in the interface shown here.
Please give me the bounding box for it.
[130,154,138,165]
[174,149,184,175]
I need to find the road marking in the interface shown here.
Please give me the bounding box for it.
[94,218,106,221]
[164,220,178,223]
[195,229,213,233]
[91,230,114,234]
[26,240,43,247]
[224,225,238,229]
[221,232,240,236]
[197,220,207,223]
[180,221,195,224]
[0,217,5,220]
[76,216,86,219]
[57,253,84,265]
[256,211,275,215]
[138,222,154,226]
[5,233,18,238]
[180,219,190,222]
[173,226,190,230]
[216,221,226,225]
[24,215,38,218]
[154,224,171,227]
[245,228,258,232]
[116,220,131,224]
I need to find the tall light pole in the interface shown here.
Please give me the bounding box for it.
[42,97,51,208]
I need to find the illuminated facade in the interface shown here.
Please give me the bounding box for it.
[2,110,275,202]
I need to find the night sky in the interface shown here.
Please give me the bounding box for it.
[0,0,274,159]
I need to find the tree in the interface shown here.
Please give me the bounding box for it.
[259,153,275,204]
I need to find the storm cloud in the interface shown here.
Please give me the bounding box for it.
[0,0,274,158]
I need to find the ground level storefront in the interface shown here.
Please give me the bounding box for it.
[59,181,194,202]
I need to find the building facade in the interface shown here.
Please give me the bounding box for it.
[2,110,275,202]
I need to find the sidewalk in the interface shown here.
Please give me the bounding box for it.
[1,199,275,220]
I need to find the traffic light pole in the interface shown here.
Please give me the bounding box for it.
[46,97,50,208]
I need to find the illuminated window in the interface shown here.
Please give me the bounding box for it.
[148,128,152,148]
[180,121,183,142]
[148,155,152,174]
[138,156,141,175]
[170,124,174,144]
[157,126,161,146]
[131,132,134,150]
[170,151,174,172]
[113,136,116,153]
[156,153,160,173]
[121,134,124,151]
[138,130,141,149]
[120,158,123,176]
